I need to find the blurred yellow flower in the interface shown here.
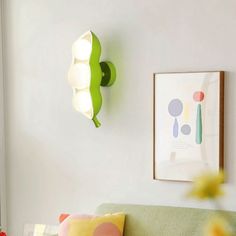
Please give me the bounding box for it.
[188,171,224,200]
[205,216,232,236]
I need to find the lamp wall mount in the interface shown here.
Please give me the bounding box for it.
[100,61,116,87]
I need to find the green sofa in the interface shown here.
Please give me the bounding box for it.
[96,203,236,236]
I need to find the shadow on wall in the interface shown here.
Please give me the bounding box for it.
[100,31,126,116]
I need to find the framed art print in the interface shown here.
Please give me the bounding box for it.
[153,71,224,181]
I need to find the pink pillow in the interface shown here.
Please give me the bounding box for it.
[59,214,92,236]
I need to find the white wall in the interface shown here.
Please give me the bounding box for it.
[3,0,236,234]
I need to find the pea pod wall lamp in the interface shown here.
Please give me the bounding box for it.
[68,31,116,127]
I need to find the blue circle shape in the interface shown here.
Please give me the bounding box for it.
[168,99,183,117]
[181,124,191,135]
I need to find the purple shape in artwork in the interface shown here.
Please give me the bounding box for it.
[168,99,183,138]
[173,118,179,138]
[168,99,183,117]
[181,124,191,135]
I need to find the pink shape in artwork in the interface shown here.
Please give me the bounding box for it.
[93,223,121,236]
[193,91,205,102]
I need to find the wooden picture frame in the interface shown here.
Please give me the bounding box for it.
[153,71,224,181]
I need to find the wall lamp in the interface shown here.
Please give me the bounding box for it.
[68,31,116,128]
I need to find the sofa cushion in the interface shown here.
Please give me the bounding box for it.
[59,213,125,236]
[96,203,236,236]
[69,213,125,236]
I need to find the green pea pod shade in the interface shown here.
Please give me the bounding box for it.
[68,31,116,127]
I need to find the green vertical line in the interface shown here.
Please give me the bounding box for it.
[196,104,202,144]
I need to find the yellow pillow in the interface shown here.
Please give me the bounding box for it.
[68,213,125,236]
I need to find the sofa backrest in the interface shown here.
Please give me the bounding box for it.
[96,203,236,236]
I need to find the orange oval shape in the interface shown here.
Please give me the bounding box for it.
[193,91,204,102]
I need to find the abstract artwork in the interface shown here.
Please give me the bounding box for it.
[153,72,224,181]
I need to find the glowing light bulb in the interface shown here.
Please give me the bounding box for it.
[68,63,91,89]
[72,90,93,119]
[72,39,92,61]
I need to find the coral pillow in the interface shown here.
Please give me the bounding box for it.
[59,213,125,236]
[59,214,70,223]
